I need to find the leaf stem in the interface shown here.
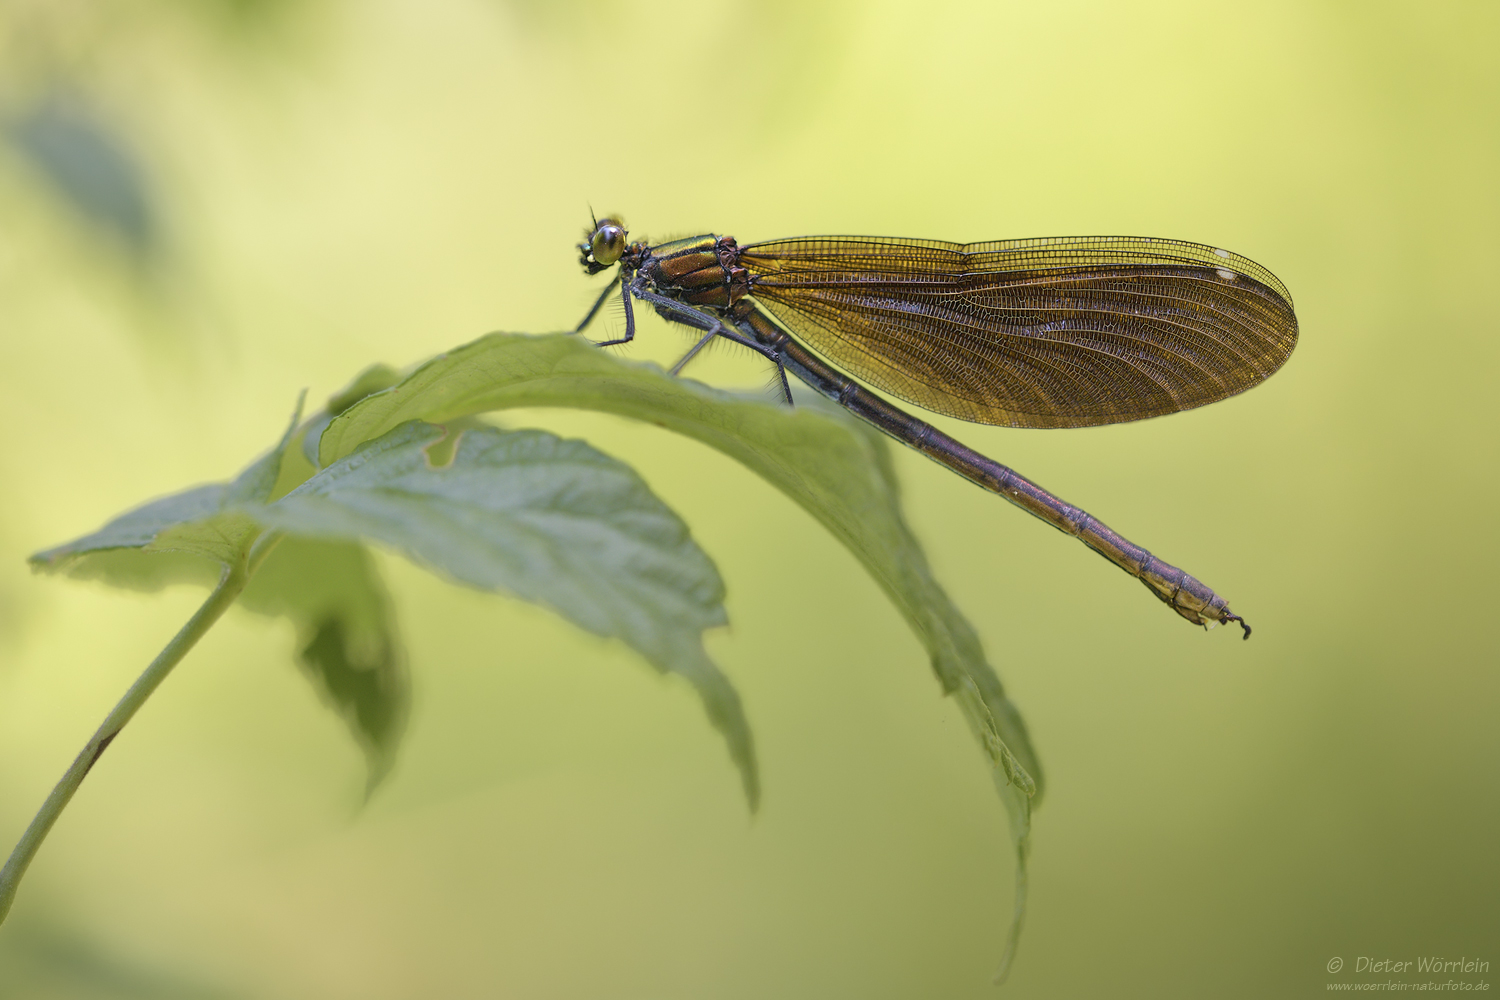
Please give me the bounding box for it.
[0,532,282,926]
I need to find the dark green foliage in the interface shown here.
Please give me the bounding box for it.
[239,537,407,790]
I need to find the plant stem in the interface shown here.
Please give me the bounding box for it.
[0,532,282,926]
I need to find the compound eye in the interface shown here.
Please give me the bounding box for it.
[590,222,627,265]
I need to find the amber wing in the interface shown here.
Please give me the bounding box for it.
[737,235,1298,429]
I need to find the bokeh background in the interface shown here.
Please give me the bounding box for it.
[1,1,1496,997]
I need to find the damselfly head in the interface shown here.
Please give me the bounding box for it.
[579,216,628,274]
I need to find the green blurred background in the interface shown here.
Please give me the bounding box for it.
[1,1,1495,996]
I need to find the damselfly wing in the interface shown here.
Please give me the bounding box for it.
[739,235,1296,428]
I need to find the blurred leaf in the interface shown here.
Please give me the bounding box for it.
[29,399,304,581]
[318,332,1038,955]
[239,537,407,790]
[0,920,237,999]
[264,419,754,805]
[5,95,158,255]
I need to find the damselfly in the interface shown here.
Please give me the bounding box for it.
[574,218,1298,637]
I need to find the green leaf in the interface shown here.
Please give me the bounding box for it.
[30,397,305,581]
[239,537,408,790]
[300,363,406,471]
[317,332,1039,965]
[26,393,415,790]
[262,419,754,805]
